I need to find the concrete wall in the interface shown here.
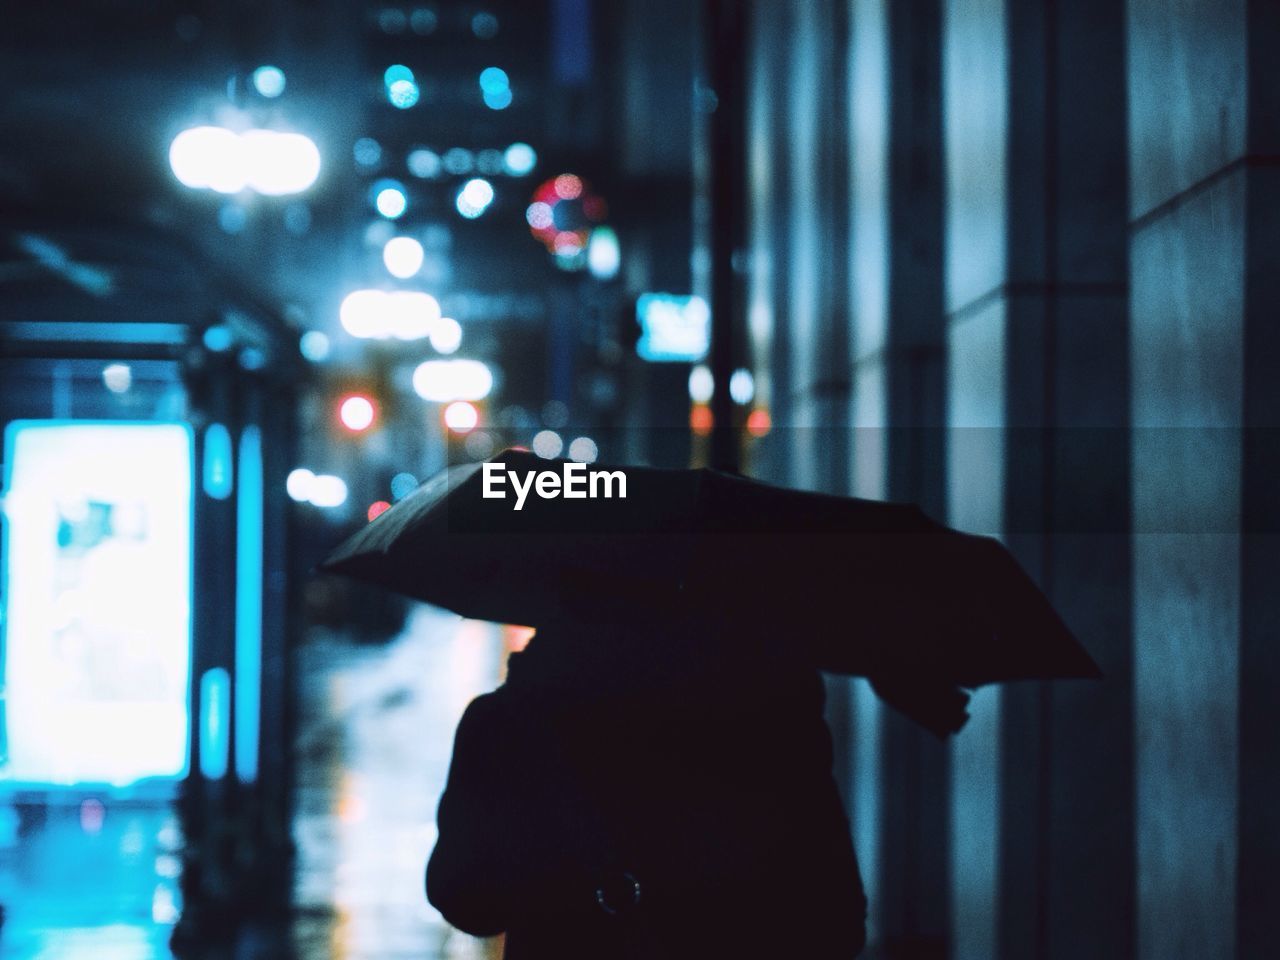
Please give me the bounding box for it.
[1129,1,1280,957]
[743,0,1274,956]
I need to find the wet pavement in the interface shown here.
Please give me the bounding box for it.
[0,606,507,959]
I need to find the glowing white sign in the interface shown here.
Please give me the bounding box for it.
[1,422,193,787]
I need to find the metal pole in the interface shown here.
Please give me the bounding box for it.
[704,0,746,473]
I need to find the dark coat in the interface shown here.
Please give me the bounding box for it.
[426,624,868,959]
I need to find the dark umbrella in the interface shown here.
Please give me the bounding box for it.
[321,449,1099,704]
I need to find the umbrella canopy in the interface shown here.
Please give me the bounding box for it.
[320,449,1100,691]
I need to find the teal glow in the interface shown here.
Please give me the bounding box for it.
[234,425,263,784]
[383,64,414,87]
[479,67,510,94]
[388,78,420,109]
[199,668,230,780]
[202,423,233,499]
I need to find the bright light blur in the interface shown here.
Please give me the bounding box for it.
[169,126,320,196]
[252,65,286,98]
[299,330,331,361]
[1,422,192,786]
[286,468,316,502]
[554,174,583,199]
[339,395,376,431]
[637,293,711,362]
[384,64,414,86]
[531,429,563,459]
[374,182,408,219]
[412,359,494,402]
[587,226,621,280]
[242,130,322,196]
[388,78,420,109]
[340,289,442,340]
[383,236,425,278]
[203,325,233,351]
[690,404,714,435]
[567,436,599,463]
[169,126,244,192]
[689,365,714,403]
[443,400,479,433]
[367,500,392,522]
[503,142,537,176]
[478,65,513,110]
[203,424,233,500]
[429,316,463,353]
[484,88,513,110]
[729,368,756,405]
[479,66,510,94]
[526,201,553,229]
[456,178,495,218]
[102,363,132,393]
[308,474,348,508]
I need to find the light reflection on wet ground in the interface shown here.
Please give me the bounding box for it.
[0,607,505,959]
[0,799,183,958]
[293,606,505,959]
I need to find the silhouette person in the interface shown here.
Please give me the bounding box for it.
[427,621,868,959]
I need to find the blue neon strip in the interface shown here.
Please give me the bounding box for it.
[234,425,263,784]
[199,668,230,780]
[202,423,234,500]
[4,322,188,344]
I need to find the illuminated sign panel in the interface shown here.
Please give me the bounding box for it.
[1,422,193,787]
[636,293,710,362]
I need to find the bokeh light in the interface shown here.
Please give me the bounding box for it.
[308,475,348,508]
[690,404,714,436]
[382,236,424,278]
[299,331,330,362]
[339,395,376,432]
[479,67,509,95]
[429,316,463,354]
[407,147,442,178]
[384,64,414,87]
[286,468,316,502]
[504,142,537,176]
[340,289,441,340]
[567,436,599,463]
[412,359,494,402]
[387,78,420,109]
[587,226,621,280]
[373,181,408,218]
[390,472,419,500]
[455,178,495,218]
[102,363,132,394]
[471,11,499,38]
[729,368,755,405]
[353,137,383,168]
[367,500,392,522]
[688,365,714,403]
[747,408,772,438]
[443,401,479,433]
[170,126,320,195]
[252,65,286,98]
[532,429,564,459]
